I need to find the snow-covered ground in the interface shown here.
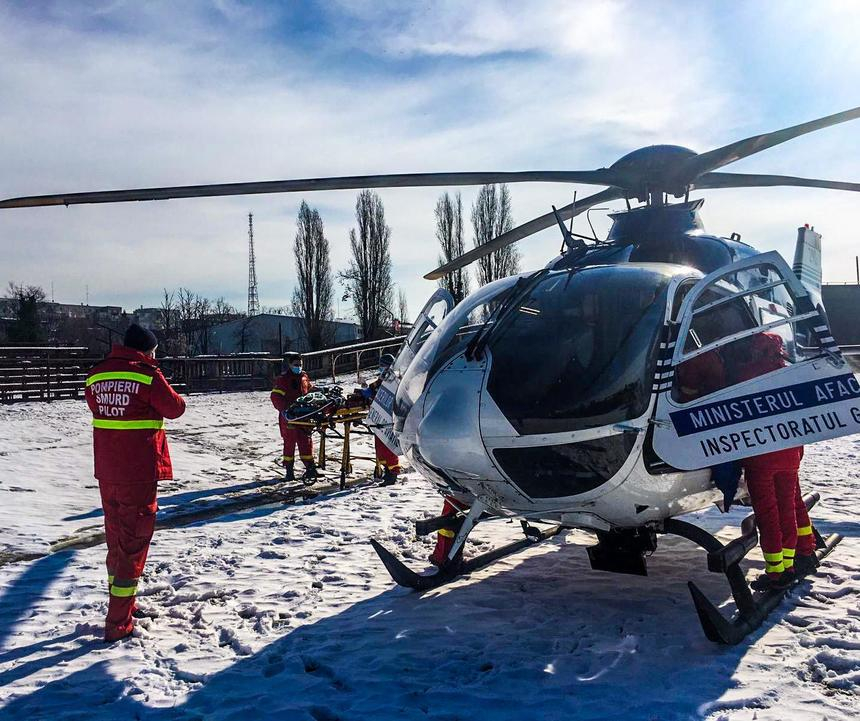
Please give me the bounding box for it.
[0,391,858,720]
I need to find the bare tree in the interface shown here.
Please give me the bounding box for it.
[472,183,519,286]
[291,201,335,350]
[212,297,237,324]
[159,289,179,355]
[260,304,286,315]
[196,296,213,355]
[435,192,470,302]
[234,314,255,353]
[176,288,197,355]
[340,190,394,339]
[397,288,410,325]
[5,282,46,343]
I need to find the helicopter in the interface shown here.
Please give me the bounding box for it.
[3,106,860,644]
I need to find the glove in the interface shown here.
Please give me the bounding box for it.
[711,461,741,511]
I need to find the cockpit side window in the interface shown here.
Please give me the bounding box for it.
[672,262,823,404]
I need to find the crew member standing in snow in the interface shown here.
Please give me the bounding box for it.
[270,351,317,482]
[731,332,816,590]
[364,353,400,486]
[85,324,186,642]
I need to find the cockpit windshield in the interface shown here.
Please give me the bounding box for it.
[487,266,672,434]
[393,275,520,430]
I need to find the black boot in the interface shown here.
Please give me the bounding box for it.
[284,462,295,483]
[750,570,794,592]
[380,469,398,486]
[794,553,819,576]
[302,461,318,486]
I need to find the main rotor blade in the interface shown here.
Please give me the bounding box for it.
[696,171,860,193]
[682,105,860,181]
[0,170,615,209]
[424,186,624,280]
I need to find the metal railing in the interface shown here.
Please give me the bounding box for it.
[302,334,407,382]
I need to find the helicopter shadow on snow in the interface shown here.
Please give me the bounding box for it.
[0,530,797,721]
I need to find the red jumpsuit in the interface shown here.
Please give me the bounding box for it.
[85,345,186,641]
[270,370,313,468]
[676,348,727,402]
[734,333,813,578]
[367,377,400,477]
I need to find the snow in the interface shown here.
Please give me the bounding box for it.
[0,390,858,720]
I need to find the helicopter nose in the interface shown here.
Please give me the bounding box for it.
[417,369,496,481]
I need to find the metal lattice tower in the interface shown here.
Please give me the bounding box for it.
[247,212,260,316]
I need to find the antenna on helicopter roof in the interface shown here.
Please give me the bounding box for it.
[552,203,583,252]
[569,190,576,235]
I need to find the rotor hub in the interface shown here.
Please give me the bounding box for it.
[609,145,698,200]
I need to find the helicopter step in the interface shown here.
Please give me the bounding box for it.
[663,491,843,645]
[371,513,563,592]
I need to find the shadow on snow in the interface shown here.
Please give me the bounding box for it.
[0,534,786,721]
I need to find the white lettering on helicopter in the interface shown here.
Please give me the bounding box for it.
[670,373,860,437]
[697,408,854,459]
[688,391,803,431]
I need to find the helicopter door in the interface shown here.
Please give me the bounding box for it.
[652,250,860,470]
[367,288,454,454]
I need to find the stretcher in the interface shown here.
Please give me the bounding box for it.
[284,406,378,489]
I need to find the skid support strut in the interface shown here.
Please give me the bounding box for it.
[371,502,563,592]
[664,492,842,644]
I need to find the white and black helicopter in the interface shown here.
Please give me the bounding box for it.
[3,106,860,644]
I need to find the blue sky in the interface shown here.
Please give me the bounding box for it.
[1,0,859,317]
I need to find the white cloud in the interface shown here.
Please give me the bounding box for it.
[1,0,858,320]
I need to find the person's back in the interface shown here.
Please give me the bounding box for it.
[729,332,813,588]
[85,324,186,641]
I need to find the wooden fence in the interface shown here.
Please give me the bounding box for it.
[0,347,95,403]
[0,335,407,403]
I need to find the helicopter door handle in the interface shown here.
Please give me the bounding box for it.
[612,423,645,433]
[648,418,672,429]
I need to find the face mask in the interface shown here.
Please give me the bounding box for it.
[291,365,302,374]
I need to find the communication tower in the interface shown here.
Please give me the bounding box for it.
[247,212,260,316]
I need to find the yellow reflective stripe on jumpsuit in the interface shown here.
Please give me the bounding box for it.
[87,371,154,386]
[92,419,165,430]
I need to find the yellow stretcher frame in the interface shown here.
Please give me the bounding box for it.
[284,406,378,489]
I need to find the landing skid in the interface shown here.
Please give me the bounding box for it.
[371,492,843,644]
[371,521,562,592]
[687,532,841,644]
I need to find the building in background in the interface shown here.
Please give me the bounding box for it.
[208,314,360,355]
[822,284,860,346]
[132,307,162,329]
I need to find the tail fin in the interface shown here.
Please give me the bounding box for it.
[792,224,822,294]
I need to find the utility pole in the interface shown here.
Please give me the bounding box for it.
[247,212,260,316]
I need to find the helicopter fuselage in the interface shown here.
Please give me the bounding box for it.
[374,201,832,533]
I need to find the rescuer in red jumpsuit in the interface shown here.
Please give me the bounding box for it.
[429,497,468,567]
[85,324,186,642]
[364,353,400,486]
[270,351,317,482]
[732,332,816,590]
